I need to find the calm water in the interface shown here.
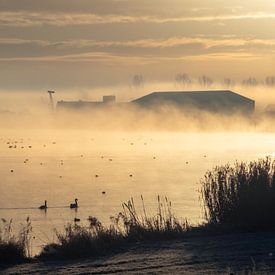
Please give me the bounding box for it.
[0,129,274,254]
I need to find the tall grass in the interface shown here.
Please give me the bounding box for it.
[0,217,32,264]
[40,196,189,259]
[201,157,275,229]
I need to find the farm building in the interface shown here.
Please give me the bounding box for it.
[131,90,255,114]
[56,95,116,110]
[56,90,255,115]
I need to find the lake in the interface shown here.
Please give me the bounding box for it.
[0,129,274,254]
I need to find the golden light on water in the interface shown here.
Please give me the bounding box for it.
[1,1,275,271]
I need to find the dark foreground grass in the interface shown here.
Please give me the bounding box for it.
[201,157,275,230]
[39,196,189,259]
[0,218,32,264]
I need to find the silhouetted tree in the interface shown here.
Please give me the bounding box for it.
[132,74,144,88]
[175,73,192,87]
[265,76,275,86]
[242,77,258,86]
[223,78,235,88]
[198,75,213,87]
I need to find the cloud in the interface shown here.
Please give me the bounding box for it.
[0,38,48,46]
[1,36,275,51]
[0,50,263,64]
[1,11,275,27]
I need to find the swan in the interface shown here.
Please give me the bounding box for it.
[39,200,47,210]
[70,198,78,209]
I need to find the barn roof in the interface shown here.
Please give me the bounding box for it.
[132,90,254,104]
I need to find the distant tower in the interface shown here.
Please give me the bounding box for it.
[47,90,55,111]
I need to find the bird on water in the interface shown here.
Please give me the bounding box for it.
[39,200,48,210]
[70,198,78,209]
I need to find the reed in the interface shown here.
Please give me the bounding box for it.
[0,217,32,264]
[40,196,189,259]
[201,157,275,229]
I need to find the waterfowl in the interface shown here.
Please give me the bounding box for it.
[39,200,47,210]
[70,198,78,209]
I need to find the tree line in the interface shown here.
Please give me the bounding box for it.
[131,73,275,88]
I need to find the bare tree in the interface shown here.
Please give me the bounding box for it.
[223,78,235,88]
[242,77,258,86]
[198,75,213,87]
[175,73,192,87]
[265,76,275,86]
[132,74,144,88]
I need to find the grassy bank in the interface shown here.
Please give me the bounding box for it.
[0,218,32,264]
[39,196,189,259]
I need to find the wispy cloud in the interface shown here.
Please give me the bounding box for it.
[1,36,275,50]
[0,50,263,64]
[1,11,275,27]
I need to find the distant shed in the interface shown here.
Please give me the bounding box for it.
[57,95,116,111]
[131,90,255,114]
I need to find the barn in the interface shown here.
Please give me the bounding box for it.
[131,90,255,114]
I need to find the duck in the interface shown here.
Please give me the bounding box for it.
[70,198,78,209]
[39,200,47,210]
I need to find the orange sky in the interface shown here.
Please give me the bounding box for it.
[0,0,274,90]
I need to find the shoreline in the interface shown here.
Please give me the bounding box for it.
[2,231,275,274]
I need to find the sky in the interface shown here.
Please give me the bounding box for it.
[0,0,275,91]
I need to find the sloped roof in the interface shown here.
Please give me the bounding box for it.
[132,90,254,104]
